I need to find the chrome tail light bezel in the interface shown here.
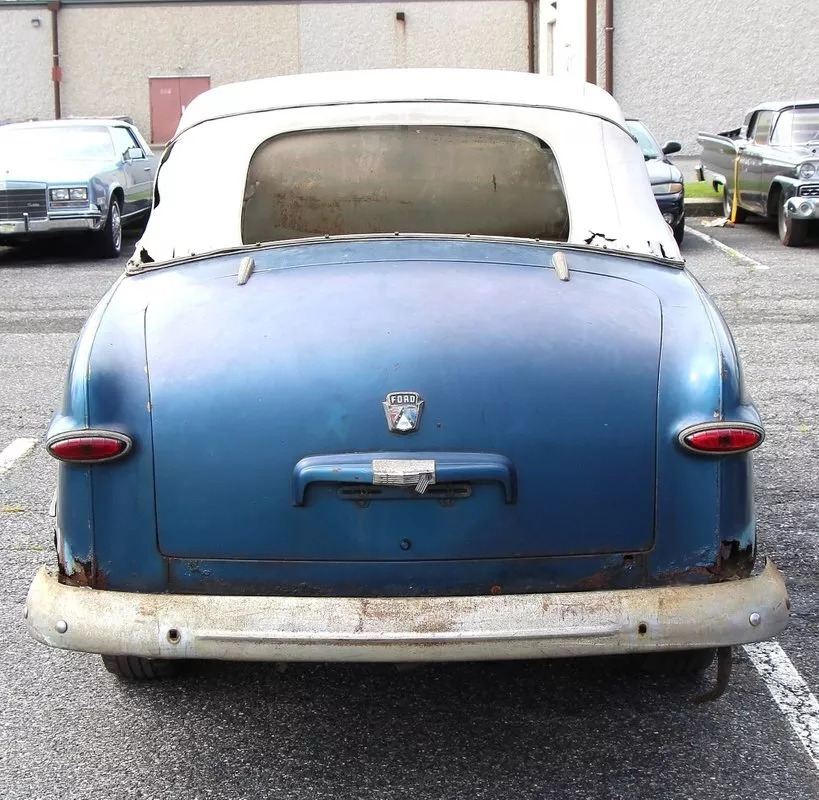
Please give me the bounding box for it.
[45,429,133,464]
[677,421,765,456]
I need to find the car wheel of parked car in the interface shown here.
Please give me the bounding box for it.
[101,654,179,680]
[95,197,122,258]
[778,200,808,247]
[634,647,716,675]
[722,187,748,223]
[673,218,685,244]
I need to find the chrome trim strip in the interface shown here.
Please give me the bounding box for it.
[236,255,256,286]
[551,250,570,281]
[127,233,685,276]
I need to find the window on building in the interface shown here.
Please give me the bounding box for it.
[241,126,570,244]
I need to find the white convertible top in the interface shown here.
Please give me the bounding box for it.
[134,69,680,266]
[177,69,628,136]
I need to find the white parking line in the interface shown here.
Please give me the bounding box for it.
[745,642,819,770]
[685,226,770,270]
[0,437,38,475]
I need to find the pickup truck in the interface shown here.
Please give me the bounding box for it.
[697,101,819,246]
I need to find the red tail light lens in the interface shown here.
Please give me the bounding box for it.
[679,423,764,455]
[46,431,132,463]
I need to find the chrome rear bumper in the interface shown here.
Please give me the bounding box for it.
[25,561,789,662]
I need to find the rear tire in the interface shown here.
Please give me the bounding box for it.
[778,200,808,247]
[722,186,747,222]
[635,648,716,676]
[94,197,122,258]
[101,654,179,680]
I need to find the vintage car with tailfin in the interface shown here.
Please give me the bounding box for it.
[697,100,819,246]
[25,70,789,697]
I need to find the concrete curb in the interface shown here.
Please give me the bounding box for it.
[685,198,722,217]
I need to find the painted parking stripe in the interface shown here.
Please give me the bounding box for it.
[745,642,819,770]
[685,226,770,270]
[0,438,38,475]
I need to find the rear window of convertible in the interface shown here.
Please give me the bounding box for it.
[241,126,570,243]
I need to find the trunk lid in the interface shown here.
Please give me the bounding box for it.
[146,256,661,561]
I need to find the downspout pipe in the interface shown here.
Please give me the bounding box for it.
[604,0,614,94]
[585,0,596,84]
[526,0,536,73]
[48,0,62,119]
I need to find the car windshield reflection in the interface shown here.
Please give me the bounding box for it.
[0,126,116,161]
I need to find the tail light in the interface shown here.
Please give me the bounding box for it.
[46,430,132,463]
[678,422,764,455]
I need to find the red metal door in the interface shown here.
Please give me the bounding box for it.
[149,77,211,144]
[179,76,211,116]
[149,78,181,145]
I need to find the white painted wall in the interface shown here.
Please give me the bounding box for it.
[0,7,53,123]
[546,0,589,81]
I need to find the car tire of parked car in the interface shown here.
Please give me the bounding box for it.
[95,197,122,259]
[634,647,716,676]
[673,217,685,244]
[101,654,179,680]
[778,201,808,247]
[722,187,748,223]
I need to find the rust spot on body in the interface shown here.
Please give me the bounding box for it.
[654,541,755,586]
[58,558,108,589]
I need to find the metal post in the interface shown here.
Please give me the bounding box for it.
[604,0,614,94]
[527,0,537,73]
[48,1,62,119]
[585,0,596,84]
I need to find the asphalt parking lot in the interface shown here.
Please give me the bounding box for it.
[1,220,817,799]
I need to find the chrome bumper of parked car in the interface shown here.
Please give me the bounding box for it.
[25,561,788,662]
[0,214,102,236]
[785,196,819,220]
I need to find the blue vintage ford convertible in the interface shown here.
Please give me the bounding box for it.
[26,70,788,695]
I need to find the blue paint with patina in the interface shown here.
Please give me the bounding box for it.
[49,237,760,595]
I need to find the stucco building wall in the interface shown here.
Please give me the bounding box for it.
[2,0,529,142]
[58,3,302,138]
[298,1,528,73]
[0,6,53,122]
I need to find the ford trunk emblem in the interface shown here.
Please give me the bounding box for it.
[383,391,424,434]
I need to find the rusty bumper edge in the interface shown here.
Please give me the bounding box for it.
[24,561,789,663]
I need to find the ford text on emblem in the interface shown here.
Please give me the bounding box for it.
[383,391,424,434]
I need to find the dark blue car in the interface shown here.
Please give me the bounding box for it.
[25,70,788,695]
[627,118,686,244]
